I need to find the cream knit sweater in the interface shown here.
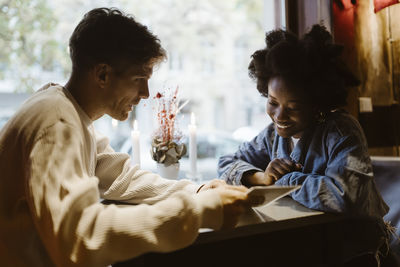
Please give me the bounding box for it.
[0,84,223,266]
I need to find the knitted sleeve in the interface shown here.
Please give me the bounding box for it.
[28,120,222,267]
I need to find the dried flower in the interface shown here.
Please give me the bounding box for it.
[151,86,188,166]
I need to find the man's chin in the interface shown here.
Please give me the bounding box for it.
[119,114,130,121]
[110,112,129,121]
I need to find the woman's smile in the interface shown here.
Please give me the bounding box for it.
[275,121,293,129]
[267,76,314,138]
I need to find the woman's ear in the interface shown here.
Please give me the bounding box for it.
[313,107,326,124]
[93,63,111,88]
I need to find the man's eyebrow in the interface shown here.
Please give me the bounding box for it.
[138,68,153,78]
[132,71,152,78]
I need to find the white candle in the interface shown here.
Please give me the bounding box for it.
[131,120,141,167]
[188,112,197,176]
[111,119,118,130]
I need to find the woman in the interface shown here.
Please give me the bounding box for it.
[218,25,388,218]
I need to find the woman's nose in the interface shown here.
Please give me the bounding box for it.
[274,107,288,121]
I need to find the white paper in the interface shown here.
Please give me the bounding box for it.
[247,185,301,207]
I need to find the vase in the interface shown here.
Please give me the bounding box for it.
[156,162,180,180]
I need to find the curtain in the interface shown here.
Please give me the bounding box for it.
[374,0,399,13]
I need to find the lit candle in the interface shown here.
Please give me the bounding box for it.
[131,120,141,167]
[188,112,197,176]
[111,119,118,130]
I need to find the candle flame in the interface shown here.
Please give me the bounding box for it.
[133,120,138,131]
[190,112,196,125]
[111,119,118,128]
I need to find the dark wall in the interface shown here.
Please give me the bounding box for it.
[358,105,400,151]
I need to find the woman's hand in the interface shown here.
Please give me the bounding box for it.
[242,158,302,186]
[264,158,302,185]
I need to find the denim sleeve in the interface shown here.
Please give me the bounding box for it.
[275,133,373,214]
[218,128,271,185]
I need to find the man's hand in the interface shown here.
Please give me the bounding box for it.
[197,179,226,192]
[198,180,248,229]
[214,185,250,229]
[197,180,265,229]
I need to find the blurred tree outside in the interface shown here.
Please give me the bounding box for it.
[0,0,67,92]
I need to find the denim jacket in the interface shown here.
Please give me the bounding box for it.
[218,111,389,217]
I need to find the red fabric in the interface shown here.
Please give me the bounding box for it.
[333,0,356,62]
[374,0,399,13]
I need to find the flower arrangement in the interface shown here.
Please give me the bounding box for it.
[151,86,188,166]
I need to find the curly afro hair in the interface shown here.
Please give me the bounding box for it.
[248,24,359,113]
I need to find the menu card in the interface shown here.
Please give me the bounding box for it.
[247,185,301,207]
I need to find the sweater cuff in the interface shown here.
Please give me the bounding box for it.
[193,190,223,230]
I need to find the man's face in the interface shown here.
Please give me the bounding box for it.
[104,64,153,121]
[266,76,314,139]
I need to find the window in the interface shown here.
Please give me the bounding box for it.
[0,0,285,176]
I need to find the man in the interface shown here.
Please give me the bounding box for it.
[0,8,253,266]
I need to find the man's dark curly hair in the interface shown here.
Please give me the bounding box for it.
[248,24,359,113]
[69,7,166,74]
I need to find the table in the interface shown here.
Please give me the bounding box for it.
[113,197,384,267]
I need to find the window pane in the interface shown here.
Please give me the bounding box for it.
[1,0,285,177]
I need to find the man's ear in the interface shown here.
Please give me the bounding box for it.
[93,63,111,88]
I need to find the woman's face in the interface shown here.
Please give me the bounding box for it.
[266,76,315,138]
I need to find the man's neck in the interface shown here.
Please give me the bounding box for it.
[64,74,104,121]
